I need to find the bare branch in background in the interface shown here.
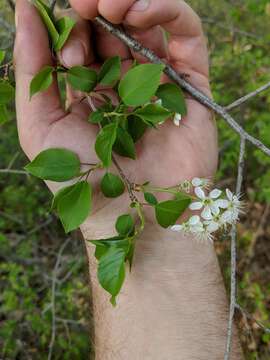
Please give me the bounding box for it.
[235,304,270,334]
[48,238,71,360]
[0,16,15,34]
[226,81,270,111]
[202,17,264,41]
[224,137,246,360]
[0,169,28,175]
[6,0,15,12]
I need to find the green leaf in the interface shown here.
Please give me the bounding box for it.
[51,185,73,211]
[0,105,9,125]
[0,81,15,105]
[0,50,5,64]
[25,148,81,182]
[67,66,97,92]
[128,115,148,142]
[97,246,126,306]
[156,83,187,115]
[56,181,92,233]
[134,103,171,126]
[126,241,135,270]
[95,123,118,167]
[98,56,121,85]
[100,172,125,198]
[144,192,158,206]
[155,199,191,228]
[33,0,59,48]
[90,237,130,260]
[89,110,105,124]
[115,214,134,236]
[30,66,54,98]
[118,64,165,106]
[113,126,136,159]
[55,17,76,51]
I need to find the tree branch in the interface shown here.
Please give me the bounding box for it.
[224,136,246,360]
[95,16,270,157]
[226,81,270,111]
[112,155,138,203]
[235,303,270,334]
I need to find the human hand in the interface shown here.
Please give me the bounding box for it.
[14,0,218,230]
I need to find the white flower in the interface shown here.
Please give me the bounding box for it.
[173,113,182,126]
[155,99,163,106]
[171,216,203,233]
[220,189,243,224]
[171,215,214,242]
[171,222,190,233]
[196,229,215,243]
[202,211,224,233]
[189,187,222,219]
[191,177,211,189]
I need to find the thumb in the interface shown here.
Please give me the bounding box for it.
[14,0,65,158]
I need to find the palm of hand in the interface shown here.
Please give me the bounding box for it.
[15,0,218,216]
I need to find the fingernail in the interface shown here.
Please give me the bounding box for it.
[129,0,150,12]
[60,40,86,68]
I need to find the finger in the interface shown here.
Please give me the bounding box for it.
[92,22,131,60]
[70,0,131,60]
[126,25,168,63]
[69,0,99,20]
[57,9,95,68]
[70,0,209,87]
[124,0,209,79]
[14,0,65,158]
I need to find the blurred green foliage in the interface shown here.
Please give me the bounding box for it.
[0,0,270,359]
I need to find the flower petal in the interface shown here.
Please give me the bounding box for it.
[189,202,203,211]
[192,177,202,187]
[194,187,205,200]
[171,225,183,232]
[201,206,212,220]
[226,188,233,201]
[210,189,222,199]
[215,199,229,209]
[210,203,220,215]
[189,215,200,226]
[221,210,233,224]
[173,113,182,126]
[207,221,220,233]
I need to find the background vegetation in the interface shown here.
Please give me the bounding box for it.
[0,0,269,358]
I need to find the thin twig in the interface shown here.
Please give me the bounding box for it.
[226,81,270,111]
[202,18,264,41]
[247,204,270,260]
[50,0,57,12]
[235,303,270,334]
[224,137,246,360]
[6,0,15,12]
[0,16,15,34]
[95,16,270,157]
[28,216,54,235]
[0,169,28,175]
[112,155,138,203]
[48,238,71,360]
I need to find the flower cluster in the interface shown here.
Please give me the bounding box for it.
[171,178,243,242]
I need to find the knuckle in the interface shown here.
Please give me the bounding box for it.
[98,0,135,24]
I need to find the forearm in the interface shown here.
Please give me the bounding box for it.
[82,212,243,360]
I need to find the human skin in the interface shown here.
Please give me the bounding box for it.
[14,0,243,358]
